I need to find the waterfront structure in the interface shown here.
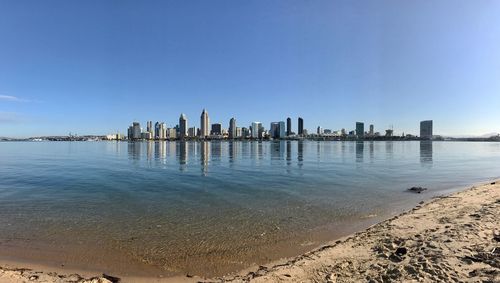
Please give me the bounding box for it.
[420,120,433,140]
[167,128,176,139]
[211,123,222,136]
[130,122,141,140]
[147,121,153,137]
[159,123,166,139]
[317,126,323,135]
[251,122,262,139]
[179,114,188,139]
[286,117,292,136]
[154,122,160,139]
[200,109,210,138]
[229,118,236,139]
[369,124,374,136]
[356,122,364,139]
[298,117,304,136]
[279,121,285,138]
[270,122,281,138]
[385,129,393,137]
[141,132,152,140]
[188,127,197,137]
[235,127,242,138]
[241,127,250,138]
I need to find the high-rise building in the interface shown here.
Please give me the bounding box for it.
[154,122,160,139]
[317,126,323,135]
[286,117,292,136]
[420,120,433,140]
[211,123,222,136]
[369,124,374,136]
[251,122,262,139]
[131,122,141,140]
[270,122,279,138]
[167,128,177,139]
[229,118,236,139]
[179,114,188,139]
[147,121,153,137]
[188,127,197,137]
[200,109,210,138]
[235,127,242,138]
[159,123,166,139]
[270,122,286,139]
[298,117,304,136]
[279,121,285,138]
[356,122,364,139]
[241,127,250,138]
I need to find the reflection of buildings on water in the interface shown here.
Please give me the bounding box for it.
[297,140,304,168]
[369,141,374,162]
[420,141,433,166]
[251,141,263,162]
[286,141,292,166]
[125,140,317,172]
[128,141,141,160]
[146,141,153,163]
[178,141,188,171]
[211,141,222,161]
[228,141,239,165]
[355,141,364,163]
[201,141,210,175]
[385,141,394,159]
[270,141,285,160]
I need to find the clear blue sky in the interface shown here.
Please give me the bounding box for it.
[1,0,499,138]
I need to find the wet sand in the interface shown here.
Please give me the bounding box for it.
[1,181,499,282]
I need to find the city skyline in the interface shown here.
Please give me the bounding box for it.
[124,108,437,141]
[1,1,500,138]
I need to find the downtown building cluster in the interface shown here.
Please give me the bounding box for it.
[126,109,433,141]
[127,109,305,141]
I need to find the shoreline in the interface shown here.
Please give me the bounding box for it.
[1,181,498,282]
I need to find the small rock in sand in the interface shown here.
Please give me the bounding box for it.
[408,187,427,193]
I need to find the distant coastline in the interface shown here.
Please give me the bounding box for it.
[1,136,500,142]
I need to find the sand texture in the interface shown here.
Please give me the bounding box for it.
[1,181,499,283]
[220,181,500,283]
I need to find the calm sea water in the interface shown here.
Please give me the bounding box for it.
[0,141,499,276]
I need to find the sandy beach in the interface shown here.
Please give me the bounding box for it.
[1,181,498,283]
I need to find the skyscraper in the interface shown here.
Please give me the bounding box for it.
[298,117,304,136]
[369,124,374,136]
[270,122,286,139]
[420,120,433,140]
[179,114,188,139]
[188,127,197,137]
[154,122,160,139]
[147,121,153,137]
[229,118,236,139]
[159,123,166,140]
[286,117,292,136]
[270,122,279,138]
[251,122,262,139]
[356,122,364,139]
[211,123,222,136]
[132,122,141,140]
[200,109,210,138]
[279,121,285,138]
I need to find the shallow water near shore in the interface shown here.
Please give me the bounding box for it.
[0,140,499,277]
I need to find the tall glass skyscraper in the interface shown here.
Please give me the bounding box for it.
[200,109,210,138]
[356,122,364,139]
[420,120,433,140]
[298,117,304,136]
[179,114,188,139]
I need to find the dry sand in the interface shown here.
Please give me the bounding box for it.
[1,181,499,283]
